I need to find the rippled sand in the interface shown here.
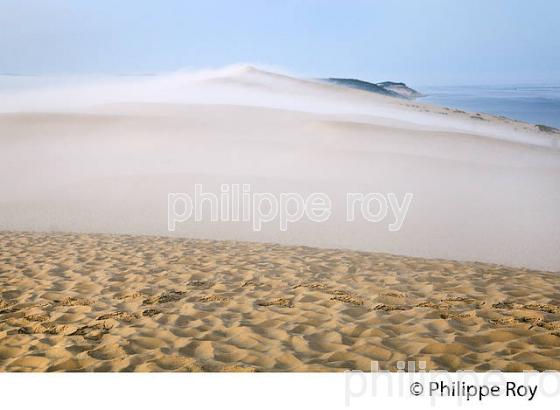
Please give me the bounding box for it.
[1,231,559,372]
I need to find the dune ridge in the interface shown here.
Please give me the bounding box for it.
[0,65,557,146]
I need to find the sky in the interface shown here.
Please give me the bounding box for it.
[1,0,559,86]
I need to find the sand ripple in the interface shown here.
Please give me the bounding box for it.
[1,231,559,372]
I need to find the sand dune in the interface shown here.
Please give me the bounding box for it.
[1,232,559,372]
[1,67,559,372]
[0,67,559,269]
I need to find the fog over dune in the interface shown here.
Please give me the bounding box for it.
[0,66,559,270]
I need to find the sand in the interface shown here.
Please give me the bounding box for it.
[1,231,559,372]
[1,66,559,372]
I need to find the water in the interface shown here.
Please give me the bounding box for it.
[419,85,560,129]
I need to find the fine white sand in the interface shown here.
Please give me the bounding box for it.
[0,66,558,270]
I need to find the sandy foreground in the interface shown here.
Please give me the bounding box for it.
[1,231,559,372]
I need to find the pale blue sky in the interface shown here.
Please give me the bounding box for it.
[1,0,559,85]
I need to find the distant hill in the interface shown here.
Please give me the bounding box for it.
[376,81,423,99]
[323,78,422,99]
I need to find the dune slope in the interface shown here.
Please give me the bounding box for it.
[0,67,559,270]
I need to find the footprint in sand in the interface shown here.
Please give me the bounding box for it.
[293,282,328,290]
[373,303,409,311]
[256,298,294,308]
[488,316,517,326]
[416,301,449,310]
[142,308,162,317]
[51,297,92,307]
[24,312,50,322]
[537,321,560,331]
[492,301,524,310]
[524,303,560,314]
[327,290,365,307]
[198,295,230,303]
[442,296,485,308]
[142,290,186,305]
[96,311,139,322]
[70,322,112,341]
[491,301,560,315]
[331,294,365,307]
